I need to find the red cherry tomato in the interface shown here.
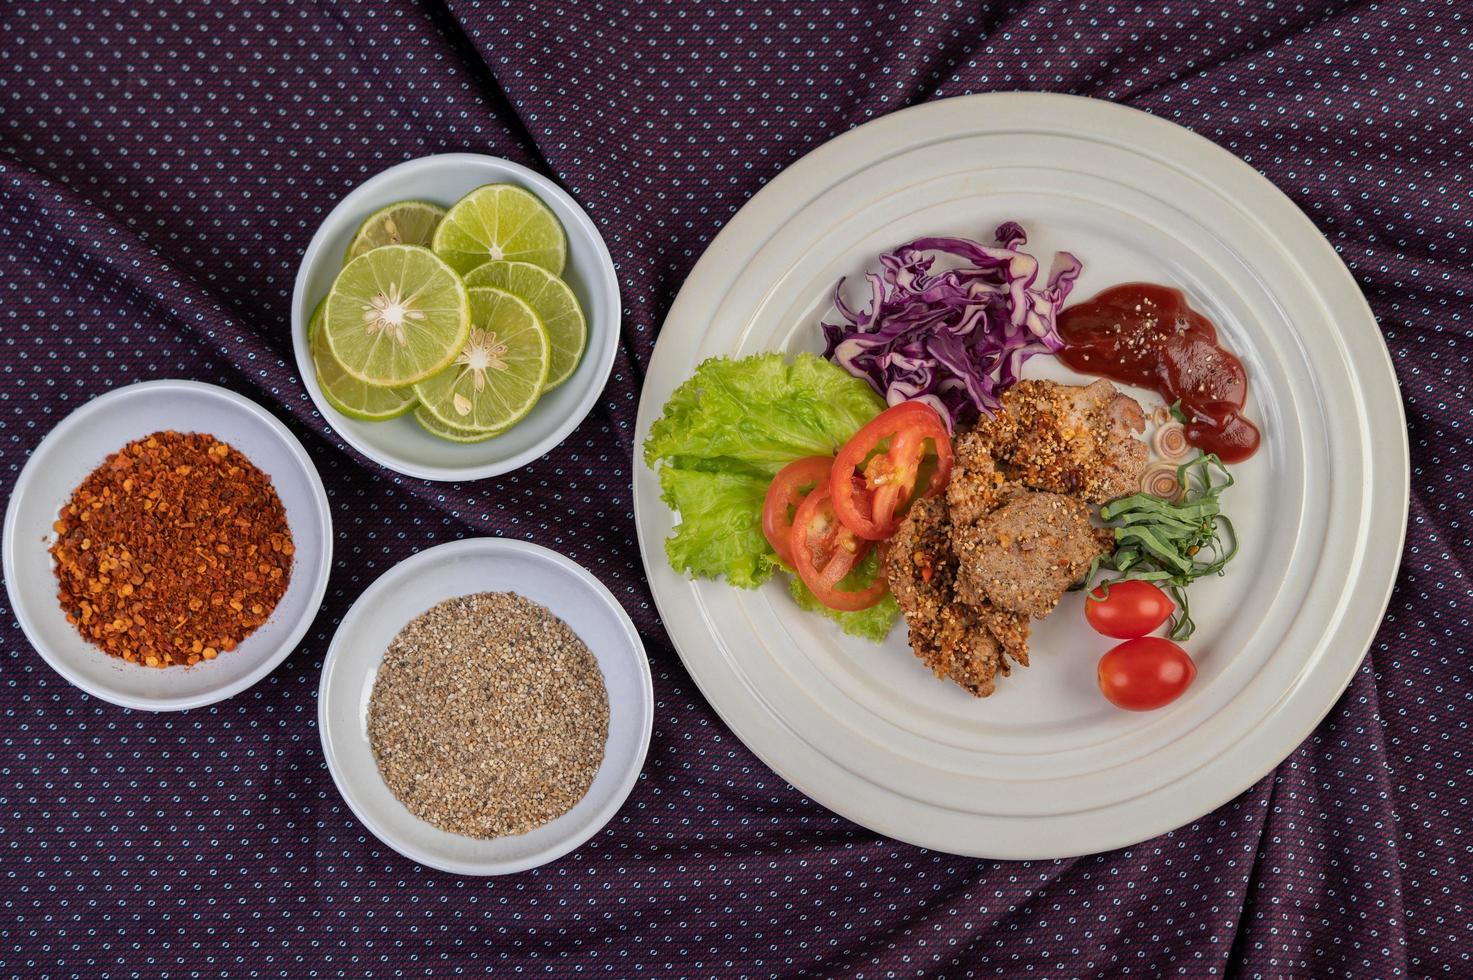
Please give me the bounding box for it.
[789,485,889,611]
[1084,580,1175,638]
[761,456,833,566]
[830,402,953,540]
[1097,637,1196,711]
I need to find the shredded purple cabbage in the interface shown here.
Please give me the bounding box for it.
[821,222,1082,430]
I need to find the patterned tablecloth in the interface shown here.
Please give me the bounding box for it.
[1,2,1468,976]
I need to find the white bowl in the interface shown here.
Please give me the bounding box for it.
[317,538,653,875]
[2,381,334,711]
[290,153,620,482]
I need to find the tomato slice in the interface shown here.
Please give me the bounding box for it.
[830,401,953,540]
[789,485,889,611]
[762,455,833,567]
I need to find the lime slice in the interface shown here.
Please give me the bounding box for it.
[324,244,470,387]
[308,302,417,421]
[345,200,447,262]
[431,184,567,276]
[413,287,549,432]
[413,406,507,443]
[464,261,586,389]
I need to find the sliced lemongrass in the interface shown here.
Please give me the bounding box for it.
[1151,421,1191,460]
[1140,462,1184,501]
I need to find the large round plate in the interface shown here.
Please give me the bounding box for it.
[632,93,1408,859]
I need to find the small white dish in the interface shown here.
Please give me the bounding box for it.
[290,153,621,482]
[317,538,653,875]
[2,380,334,712]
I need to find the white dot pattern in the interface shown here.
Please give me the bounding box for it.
[0,1,1468,976]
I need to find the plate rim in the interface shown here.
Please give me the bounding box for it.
[632,92,1409,858]
[2,379,335,712]
[316,536,656,875]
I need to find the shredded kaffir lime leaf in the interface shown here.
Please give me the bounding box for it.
[1080,453,1238,641]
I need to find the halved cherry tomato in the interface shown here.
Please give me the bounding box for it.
[1084,580,1175,639]
[1097,637,1196,711]
[762,456,834,566]
[830,401,953,540]
[789,485,889,611]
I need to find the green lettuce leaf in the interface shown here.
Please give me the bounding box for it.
[643,352,884,477]
[658,466,772,589]
[644,352,900,641]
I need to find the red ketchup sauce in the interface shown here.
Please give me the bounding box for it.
[1056,283,1261,463]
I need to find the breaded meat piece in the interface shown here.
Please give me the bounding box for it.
[980,602,1031,669]
[951,490,1112,617]
[946,430,1024,526]
[969,379,1148,504]
[887,380,1141,697]
[885,497,1029,698]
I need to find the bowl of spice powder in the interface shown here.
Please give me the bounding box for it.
[318,538,653,875]
[3,381,333,711]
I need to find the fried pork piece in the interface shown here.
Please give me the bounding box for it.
[951,490,1111,617]
[889,379,1146,697]
[967,378,1148,504]
[981,600,1031,669]
[885,497,1028,698]
[945,433,1019,526]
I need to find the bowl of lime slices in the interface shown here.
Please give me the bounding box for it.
[291,154,620,481]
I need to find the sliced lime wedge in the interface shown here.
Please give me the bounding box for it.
[413,287,549,432]
[464,260,586,389]
[323,244,470,387]
[309,302,417,421]
[413,406,508,443]
[345,200,447,262]
[432,184,567,276]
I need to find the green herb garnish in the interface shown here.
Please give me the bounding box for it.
[1081,454,1237,640]
[1168,399,1189,424]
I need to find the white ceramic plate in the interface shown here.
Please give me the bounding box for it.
[318,538,654,875]
[3,381,334,711]
[290,153,620,482]
[632,93,1408,859]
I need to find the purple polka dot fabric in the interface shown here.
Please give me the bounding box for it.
[0,1,1467,976]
